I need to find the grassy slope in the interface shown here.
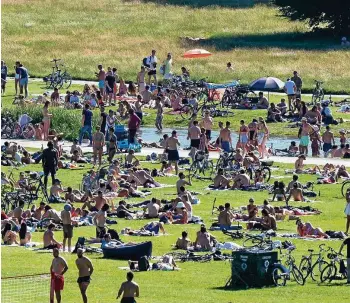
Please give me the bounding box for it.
[1,0,350,93]
[1,158,349,303]
[1,81,349,139]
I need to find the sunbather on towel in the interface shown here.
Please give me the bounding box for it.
[296,219,329,238]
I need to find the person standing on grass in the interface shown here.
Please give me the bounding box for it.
[1,60,8,95]
[155,96,163,131]
[42,101,52,140]
[219,121,232,152]
[188,120,201,160]
[93,126,105,167]
[284,78,297,111]
[128,109,141,144]
[165,130,180,175]
[107,127,117,163]
[298,117,312,156]
[117,272,140,303]
[137,66,146,93]
[257,117,269,159]
[99,106,107,135]
[146,49,158,85]
[338,236,350,284]
[79,104,93,146]
[96,64,106,100]
[50,248,68,303]
[200,110,213,140]
[61,204,73,252]
[344,188,350,235]
[18,63,29,98]
[42,141,58,188]
[76,248,94,303]
[291,71,302,99]
[134,95,144,122]
[14,61,21,95]
[105,69,116,106]
[162,52,173,80]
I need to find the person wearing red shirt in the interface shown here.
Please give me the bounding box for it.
[128,109,141,144]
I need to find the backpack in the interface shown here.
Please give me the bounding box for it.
[151,168,158,177]
[138,255,150,271]
[142,57,150,68]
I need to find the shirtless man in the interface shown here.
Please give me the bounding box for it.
[213,169,230,189]
[145,199,160,218]
[93,203,109,238]
[219,121,232,152]
[165,130,180,174]
[92,126,105,167]
[76,248,94,303]
[50,248,68,303]
[155,96,163,131]
[286,183,304,206]
[33,202,46,220]
[117,272,139,303]
[299,118,312,155]
[44,223,62,249]
[188,120,201,160]
[218,203,234,228]
[96,64,106,99]
[176,172,191,194]
[61,205,73,252]
[92,190,107,211]
[322,126,335,157]
[263,200,275,216]
[295,154,306,173]
[232,169,250,189]
[200,111,213,140]
[256,92,269,109]
[259,209,277,230]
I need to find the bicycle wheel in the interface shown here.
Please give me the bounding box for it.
[179,105,193,120]
[299,257,311,279]
[262,166,271,182]
[291,265,305,285]
[310,260,328,282]
[60,72,72,89]
[243,235,263,248]
[43,74,54,89]
[341,180,350,197]
[320,264,337,283]
[188,162,199,182]
[272,267,287,287]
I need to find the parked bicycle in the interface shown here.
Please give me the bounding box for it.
[188,151,214,183]
[320,247,347,283]
[43,58,72,89]
[341,179,350,197]
[242,231,280,250]
[299,244,329,281]
[280,246,305,285]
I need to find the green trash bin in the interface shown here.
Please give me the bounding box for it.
[230,250,278,288]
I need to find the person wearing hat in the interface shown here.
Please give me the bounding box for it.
[76,248,94,303]
[298,117,312,156]
[92,125,105,167]
[61,204,73,252]
[171,202,188,224]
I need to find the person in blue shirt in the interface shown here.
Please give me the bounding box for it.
[18,63,29,98]
[79,104,93,146]
[1,60,8,95]
[69,90,81,108]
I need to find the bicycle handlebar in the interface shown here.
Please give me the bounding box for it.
[51,59,61,62]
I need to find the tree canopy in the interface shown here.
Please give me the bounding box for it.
[274,0,350,35]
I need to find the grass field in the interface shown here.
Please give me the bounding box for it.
[2,0,350,93]
[1,80,349,140]
[1,154,349,303]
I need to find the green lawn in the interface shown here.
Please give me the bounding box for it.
[1,80,349,140]
[1,156,349,303]
[2,0,350,93]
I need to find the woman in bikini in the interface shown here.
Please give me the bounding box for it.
[257,117,269,159]
[42,101,52,140]
[239,120,249,156]
[248,119,258,146]
[137,66,146,93]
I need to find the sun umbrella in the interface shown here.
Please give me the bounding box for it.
[183,49,212,58]
[249,77,285,91]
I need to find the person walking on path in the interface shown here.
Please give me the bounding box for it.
[50,248,68,303]
[146,49,158,85]
[14,61,21,95]
[79,104,93,146]
[117,272,140,303]
[76,248,94,303]
[1,60,8,95]
[344,188,350,235]
[42,101,52,141]
[291,71,302,99]
[127,109,141,144]
[42,141,58,189]
[155,96,163,131]
[284,77,296,111]
[18,63,29,98]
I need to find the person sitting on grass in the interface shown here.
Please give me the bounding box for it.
[271,181,287,202]
[2,222,18,245]
[247,198,258,220]
[175,231,192,250]
[252,209,277,231]
[19,221,32,246]
[295,154,306,173]
[71,149,88,163]
[21,151,34,164]
[49,179,65,203]
[178,186,194,205]
[218,202,235,229]
[296,219,329,238]
[42,205,62,224]
[168,202,188,224]
[144,198,160,219]
[65,187,83,203]
[212,168,231,189]
[43,223,62,249]
[125,149,139,167]
[231,169,250,189]
[256,92,269,109]
[70,139,83,157]
[262,200,275,216]
[286,183,304,206]
[194,225,217,251]
[176,172,191,194]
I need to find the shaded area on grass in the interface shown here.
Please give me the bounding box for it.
[124,0,273,8]
[197,32,341,51]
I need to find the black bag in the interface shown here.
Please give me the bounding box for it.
[107,228,120,241]
[151,168,158,177]
[138,255,150,271]
[142,57,150,68]
[72,237,86,253]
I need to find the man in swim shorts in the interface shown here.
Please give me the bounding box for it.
[92,126,105,166]
[96,64,106,98]
[165,130,180,175]
[219,121,232,152]
[117,272,140,303]
[76,248,94,303]
[50,248,68,303]
[299,118,312,155]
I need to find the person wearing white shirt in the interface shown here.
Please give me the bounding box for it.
[284,78,296,111]
[146,50,158,85]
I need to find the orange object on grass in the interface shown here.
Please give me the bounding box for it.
[183,49,212,58]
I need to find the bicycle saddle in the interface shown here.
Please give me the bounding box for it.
[308,249,314,252]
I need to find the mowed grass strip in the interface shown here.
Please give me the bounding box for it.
[2,1,350,93]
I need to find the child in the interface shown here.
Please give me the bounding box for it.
[125,150,139,167]
[34,123,43,140]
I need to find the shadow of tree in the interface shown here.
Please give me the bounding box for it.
[123,0,272,8]
[197,32,339,51]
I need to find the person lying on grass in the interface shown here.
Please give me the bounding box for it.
[71,149,88,163]
[296,219,329,238]
[121,221,166,236]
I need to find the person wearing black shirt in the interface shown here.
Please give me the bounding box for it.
[105,71,115,105]
[339,237,350,283]
[99,106,107,135]
[42,141,58,188]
